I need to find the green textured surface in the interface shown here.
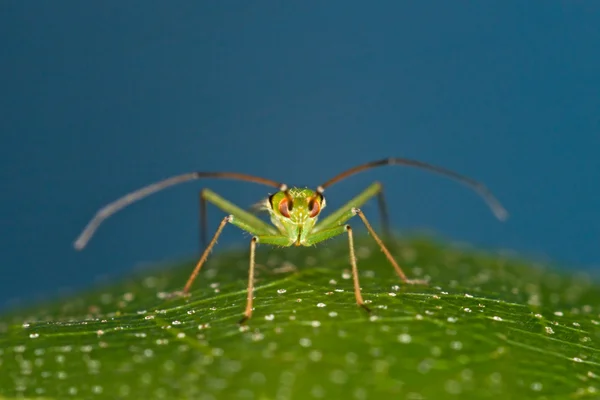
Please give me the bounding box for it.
[1,237,599,399]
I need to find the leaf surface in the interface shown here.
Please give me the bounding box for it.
[1,237,599,399]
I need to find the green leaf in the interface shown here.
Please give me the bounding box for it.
[1,236,599,399]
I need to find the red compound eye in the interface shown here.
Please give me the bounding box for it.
[308,198,320,218]
[278,197,291,218]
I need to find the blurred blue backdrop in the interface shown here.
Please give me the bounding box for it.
[1,2,599,308]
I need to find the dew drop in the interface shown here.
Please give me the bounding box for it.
[530,382,543,391]
[450,341,463,350]
[308,350,322,362]
[397,333,412,343]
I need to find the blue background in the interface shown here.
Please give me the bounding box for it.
[1,2,599,308]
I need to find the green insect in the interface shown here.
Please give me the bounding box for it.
[74,158,507,323]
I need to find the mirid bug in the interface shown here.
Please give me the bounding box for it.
[74,158,507,323]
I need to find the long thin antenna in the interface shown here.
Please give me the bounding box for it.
[74,171,284,250]
[317,157,508,221]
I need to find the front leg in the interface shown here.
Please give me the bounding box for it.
[314,181,390,237]
[303,223,370,311]
[198,188,278,253]
[310,208,427,288]
[240,234,294,324]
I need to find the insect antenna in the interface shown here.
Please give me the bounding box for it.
[317,157,508,221]
[74,171,285,250]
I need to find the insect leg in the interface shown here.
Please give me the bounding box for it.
[239,234,293,324]
[303,224,370,312]
[375,182,391,239]
[199,189,208,252]
[183,215,231,294]
[183,205,279,295]
[354,208,428,285]
[314,182,384,232]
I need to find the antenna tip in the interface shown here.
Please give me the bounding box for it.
[73,239,86,251]
[494,207,509,222]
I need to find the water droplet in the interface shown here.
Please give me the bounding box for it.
[299,338,312,347]
[397,333,412,343]
[317,303,326,308]
[530,382,543,391]
[29,333,39,339]
[328,311,338,317]
[308,350,322,362]
[450,341,463,350]
[277,289,287,294]
[329,369,348,385]
[444,379,462,394]
[265,314,275,321]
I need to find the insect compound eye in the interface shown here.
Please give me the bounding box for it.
[308,197,321,218]
[278,197,291,218]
